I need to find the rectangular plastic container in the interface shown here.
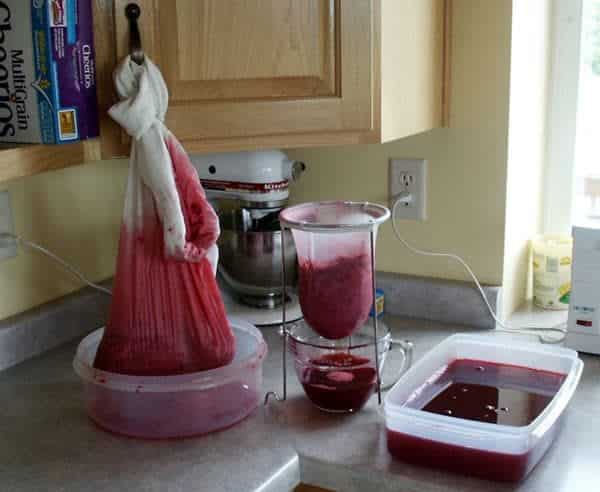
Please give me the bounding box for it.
[384,334,583,482]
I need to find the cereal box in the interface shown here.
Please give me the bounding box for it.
[0,0,99,143]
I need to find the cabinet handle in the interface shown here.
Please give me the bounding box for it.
[125,3,145,65]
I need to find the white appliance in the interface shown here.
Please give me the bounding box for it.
[192,150,304,207]
[566,226,600,354]
[191,151,305,326]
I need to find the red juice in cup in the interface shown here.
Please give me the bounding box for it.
[300,353,377,413]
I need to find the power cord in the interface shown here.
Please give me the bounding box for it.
[0,232,112,296]
[390,195,567,344]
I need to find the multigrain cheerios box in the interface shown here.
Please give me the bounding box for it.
[0,0,99,143]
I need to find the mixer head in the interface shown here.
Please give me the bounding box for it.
[191,150,305,209]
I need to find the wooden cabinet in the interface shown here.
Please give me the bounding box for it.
[295,484,334,492]
[0,0,449,182]
[97,0,449,158]
[0,141,100,183]
[113,0,374,147]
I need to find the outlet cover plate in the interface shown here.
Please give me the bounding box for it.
[0,190,17,260]
[389,158,427,221]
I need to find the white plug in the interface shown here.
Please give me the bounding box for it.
[392,190,414,207]
[389,159,427,221]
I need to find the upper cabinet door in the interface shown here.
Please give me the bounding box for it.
[114,0,374,146]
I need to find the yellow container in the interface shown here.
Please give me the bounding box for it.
[532,235,573,310]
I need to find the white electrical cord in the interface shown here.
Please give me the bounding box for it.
[0,232,112,296]
[391,196,567,344]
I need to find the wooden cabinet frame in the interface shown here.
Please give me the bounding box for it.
[0,0,452,183]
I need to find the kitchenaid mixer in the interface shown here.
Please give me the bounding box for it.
[191,151,305,325]
[267,201,413,410]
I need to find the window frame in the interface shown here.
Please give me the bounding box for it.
[544,0,584,234]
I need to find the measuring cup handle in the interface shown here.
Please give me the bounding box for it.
[380,339,414,391]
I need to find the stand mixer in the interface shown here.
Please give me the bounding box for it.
[191,150,305,325]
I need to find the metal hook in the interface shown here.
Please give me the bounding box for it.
[125,3,144,65]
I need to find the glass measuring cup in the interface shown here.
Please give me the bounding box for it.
[288,321,413,413]
[279,201,390,340]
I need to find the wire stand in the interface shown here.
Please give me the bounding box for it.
[264,221,382,406]
[264,222,289,405]
[370,228,382,404]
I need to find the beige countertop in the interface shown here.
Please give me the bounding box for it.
[0,314,596,492]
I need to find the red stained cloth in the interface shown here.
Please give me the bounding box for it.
[94,134,235,375]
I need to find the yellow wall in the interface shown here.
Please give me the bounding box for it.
[502,0,552,318]
[288,0,513,288]
[0,0,516,322]
[0,159,128,320]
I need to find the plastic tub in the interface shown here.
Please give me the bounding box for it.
[384,334,583,482]
[73,317,267,439]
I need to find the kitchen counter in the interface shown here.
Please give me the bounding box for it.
[1,315,598,492]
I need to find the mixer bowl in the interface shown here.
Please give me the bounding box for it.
[218,209,297,303]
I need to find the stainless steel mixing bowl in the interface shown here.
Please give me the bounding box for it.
[218,209,297,307]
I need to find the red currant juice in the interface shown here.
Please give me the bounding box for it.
[300,353,377,412]
[298,253,372,340]
[387,359,566,482]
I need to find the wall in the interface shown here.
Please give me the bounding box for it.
[0,0,516,322]
[288,0,513,289]
[0,160,128,320]
[502,0,553,318]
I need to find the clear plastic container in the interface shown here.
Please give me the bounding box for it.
[384,334,583,482]
[280,201,390,340]
[73,317,267,439]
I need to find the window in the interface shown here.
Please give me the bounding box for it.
[574,0,600,221]
[546,0,600,233]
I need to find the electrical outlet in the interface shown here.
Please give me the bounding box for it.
[0,190,17,260]
[389,159,427,221]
